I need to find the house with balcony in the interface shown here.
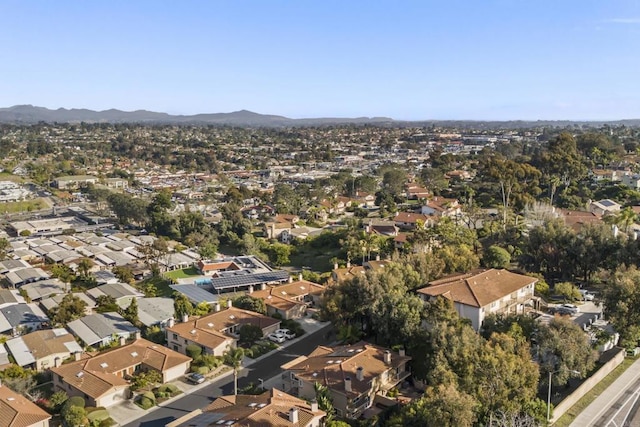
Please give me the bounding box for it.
[166,305,280,357]
[281,343,411,420]
[416,268,538,331]
[167,389,326,427]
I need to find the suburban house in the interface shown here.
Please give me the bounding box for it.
[364,220,398,236]
[0,289,26,309]
[405,185,430,200]
[263,221,293,240]
[420,197,461,218]
[40,292,96,316]
[589,199,622,216]
[393,212,432,230]
[281,342,411,419]
[20,279,67,302]
[352,191,376,208]
[330,260,391,285]
[167,389,326,427]
[250,277,325,319]
[132,297,176,328]
[51,338,191,408]
[166,305,280,357]
[559,209,604,232]
[416,268,538,331]
[190,256,289,294]
[66,312,140,348]
[0,384,51,427]
[0,304,49,336]
[6,328,84,371]
[86,282,144,308]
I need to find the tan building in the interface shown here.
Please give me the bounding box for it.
[281,342,411,419]
[250,278,325,319]
[0,384,51,427]
[166,306,280,357]
[168,389,325,427]
[417,268,538,330]
[51,338,191,408]
[6,329,83,371]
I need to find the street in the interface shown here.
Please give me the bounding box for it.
[124,323,333,427]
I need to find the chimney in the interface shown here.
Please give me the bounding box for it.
[298,273,303,281]
[135,331,141,340]
[289,408,299,424]
[167,317,175,328]
[213,302,221,312]
[119,336,126,347]
[375,254,380,261]
[181,313,189,323]
[356,367,364,381]
[248,285,254,294]
[227,299,233,309]
[261,283,267,290]
[384,351,391,364]
[344,377,352,392]
[346,261,351,268]
[54,357,62,368]
[288,275,294,283]
[334,262,338,270]
[74,351,82,361]
[310,400,319,412]
[399,348,406,357]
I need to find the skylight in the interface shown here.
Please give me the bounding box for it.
[207,322,214,327]
[131,352,138,357]
[100,362,108,368]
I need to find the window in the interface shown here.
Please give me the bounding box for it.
[172,333,178,340]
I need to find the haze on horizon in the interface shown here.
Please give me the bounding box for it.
[1,0,639,122]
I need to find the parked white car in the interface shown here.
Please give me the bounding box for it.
[580,290,595,301]
[274,329,296,340]
[267,333,286,344]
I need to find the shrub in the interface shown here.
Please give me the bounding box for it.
[65,396,86,409]
[87,409,110,423]
[196,366,210,375]
[157,383,179,394]
[99,419,117,427]
[137,396,155,410]
[141,391,156,402]
[185,344,203,360]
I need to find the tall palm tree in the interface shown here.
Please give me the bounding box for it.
[224,347,245,395]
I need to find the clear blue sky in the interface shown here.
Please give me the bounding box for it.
[1,0,639,120]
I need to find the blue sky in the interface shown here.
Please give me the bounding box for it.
[1,0,639,120]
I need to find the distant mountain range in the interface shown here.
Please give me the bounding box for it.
[0,105,393,127]
[1,105,639,128]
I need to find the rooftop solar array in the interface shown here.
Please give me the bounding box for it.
[207,270,290,290]
[170,284,220,304]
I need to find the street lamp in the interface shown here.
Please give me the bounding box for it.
[547,369,581,423]
[258,378,264,390]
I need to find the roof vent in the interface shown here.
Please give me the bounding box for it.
[6,397,15,401]
[131,352,138,357]
[229,315,236,320]
[76,372,84,378]
[248,402,258,408]
[100,362,108,368]
[207,323,214,327]
[190,329,197,334]
[257,403,267,408]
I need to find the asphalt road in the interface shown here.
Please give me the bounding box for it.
[125,323,333,427]
[591,376,640,427]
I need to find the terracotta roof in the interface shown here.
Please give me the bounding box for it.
[197,261,239,272]
[0,385,51,427]
[167,307,279,350]
[417,269,537,308]
[51,338,191,399]
[560,209,604,231]
[394,212,429,224]
[282,342,410,399]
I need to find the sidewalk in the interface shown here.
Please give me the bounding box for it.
[569,357,640,426]
[109,317,330,426]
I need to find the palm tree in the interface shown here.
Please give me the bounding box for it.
[224,347,245,395]
[616,207,637,233]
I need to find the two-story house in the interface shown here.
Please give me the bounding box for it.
[250,276,325,319]
[165,305,280,357]
[281,343,411,420]
[417,268,538,331]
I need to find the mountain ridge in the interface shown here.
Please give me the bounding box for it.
[1,105,639,128]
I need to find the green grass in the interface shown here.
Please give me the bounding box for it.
[289,249,340,272]
[164,267,200,280]
[141,276,174,297]
[0,198,48,214]
[553,356,638,427]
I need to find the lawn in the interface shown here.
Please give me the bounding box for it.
[0,198,49,214]
[164,267,200,280]
[553,356,638,427]
[140,276,174,297]
[289,249,339,273]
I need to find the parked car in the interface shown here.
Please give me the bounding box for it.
[274,329,296,340]
[186,372,206,384]
[267,333,287,344]
[580,290,595,301]
[560,303,580,314]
